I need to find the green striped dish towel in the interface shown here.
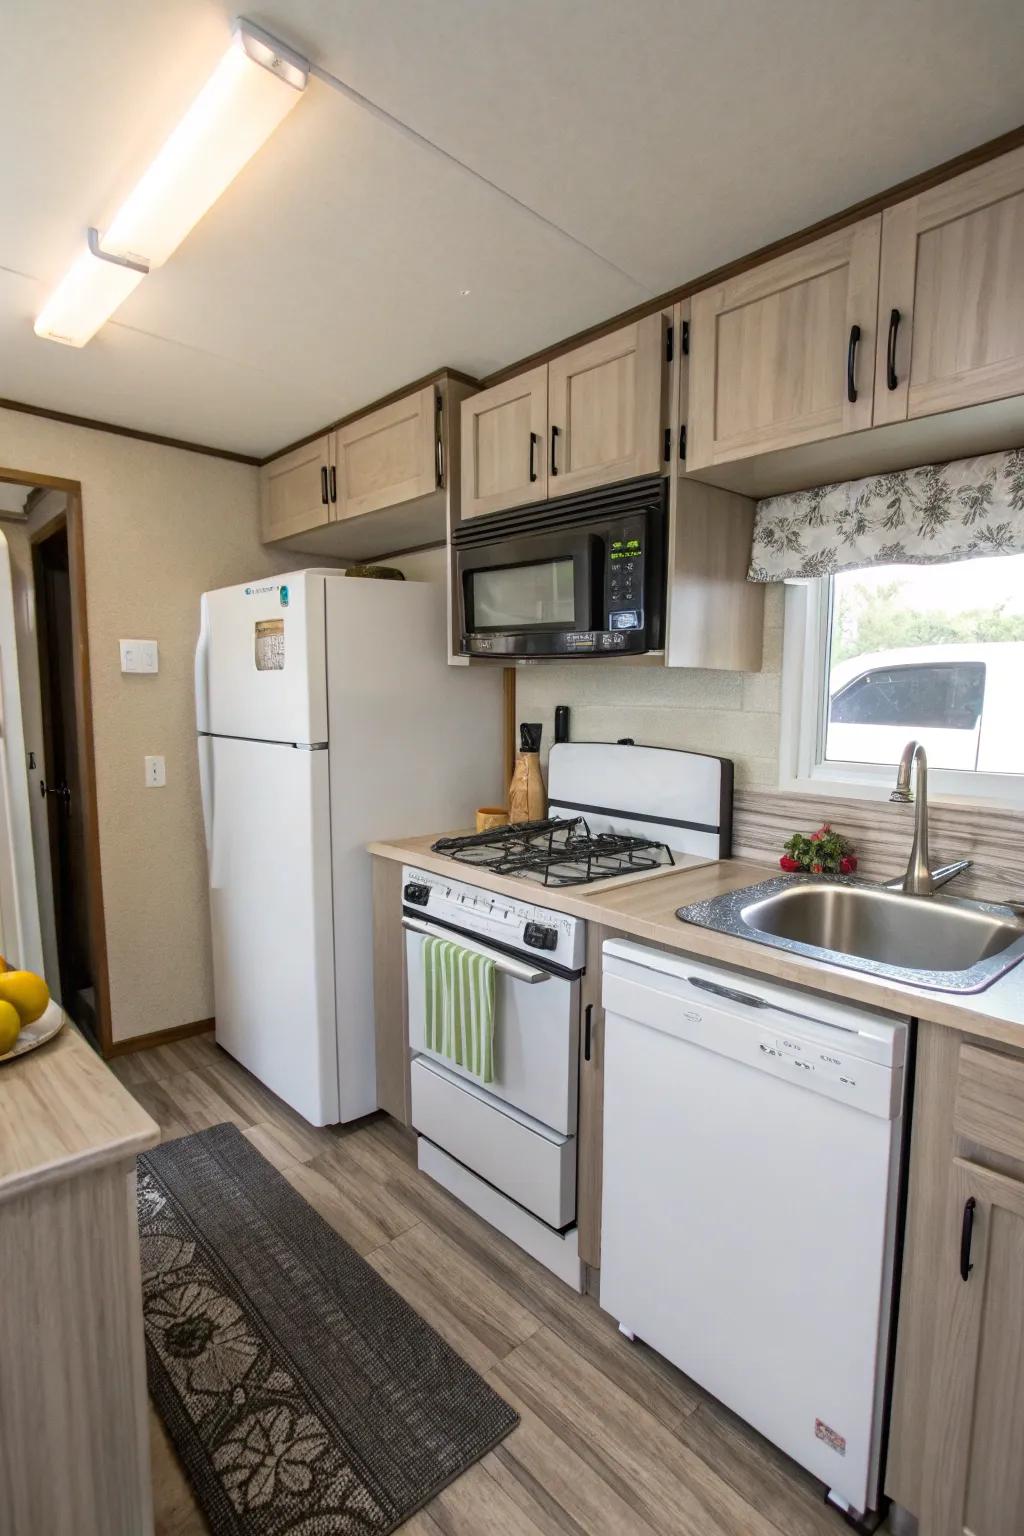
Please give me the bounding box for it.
[422,936,496,1084]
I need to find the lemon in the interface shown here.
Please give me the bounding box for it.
[0,970,49,1026]
[0,999,21,1054]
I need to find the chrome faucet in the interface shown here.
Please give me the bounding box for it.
[887,740,971,896]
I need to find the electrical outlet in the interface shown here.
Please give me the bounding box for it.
[145,755,166,787]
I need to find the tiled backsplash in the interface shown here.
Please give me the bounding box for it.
[515,583,784,791]
[734,790,1024,905]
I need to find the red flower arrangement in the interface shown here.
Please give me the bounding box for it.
[780,823,857,877]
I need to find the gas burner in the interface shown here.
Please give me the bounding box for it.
[431,817,675,888]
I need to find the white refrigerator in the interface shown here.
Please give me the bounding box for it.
[195,569,502,1126]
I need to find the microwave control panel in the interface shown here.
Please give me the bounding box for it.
[606,515,646,633]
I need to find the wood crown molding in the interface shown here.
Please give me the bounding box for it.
[0,397,260,466]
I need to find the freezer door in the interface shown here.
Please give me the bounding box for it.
[196,572,327,744]
[206,734,338,1124]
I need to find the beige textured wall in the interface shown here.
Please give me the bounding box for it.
[514,582,784,789]
[0,407,329,1042]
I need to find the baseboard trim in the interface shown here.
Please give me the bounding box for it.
[105,1017,215,1058]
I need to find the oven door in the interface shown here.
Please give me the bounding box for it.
[457,528,598,658]
[403,916,580,1135]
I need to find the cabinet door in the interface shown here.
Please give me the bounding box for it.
[334,385,438,521]
[547,315,666,496]
[922,1158,1024,1536]
[688,216,880,470]
[874,146,1024,426]
[260,436,331,542]
[460,367,548,519]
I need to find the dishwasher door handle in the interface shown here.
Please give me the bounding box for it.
[688,975,768,1009]
[402,917,552,984]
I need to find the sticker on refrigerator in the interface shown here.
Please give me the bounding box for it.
[255,618,285,671]
[814,1418,847,1456]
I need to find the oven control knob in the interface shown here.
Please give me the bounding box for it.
[403,882,431,906]
[523,922,558,951]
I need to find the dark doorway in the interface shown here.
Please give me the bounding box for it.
[33,520,96,1041]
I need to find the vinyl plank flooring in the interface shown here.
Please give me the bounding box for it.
[366,1221,541,1375]
[491,1327,783,1536]
[124,1038,851,1536]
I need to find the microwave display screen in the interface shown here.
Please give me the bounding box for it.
[471,558,575,629]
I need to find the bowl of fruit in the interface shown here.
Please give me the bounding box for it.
[0,959,60,1063]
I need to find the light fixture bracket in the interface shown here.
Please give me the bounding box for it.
[87,227,150,275]
[235,18,309,91]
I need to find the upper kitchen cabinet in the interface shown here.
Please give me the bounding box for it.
[687,217,881,471]
[260,374,473,562]
[333,385,439,520]
[460,319,670,521]
[260,434,331,543]
[547,315,667,497]
[460,367,548,519]
[874,146,1024,426]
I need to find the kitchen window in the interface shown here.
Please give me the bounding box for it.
[780,552,1024,803]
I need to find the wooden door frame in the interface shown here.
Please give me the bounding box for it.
[0,466,113,1053]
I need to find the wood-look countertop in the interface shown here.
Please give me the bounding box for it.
[370,833,1024,1049]
[0,1017,159,1202]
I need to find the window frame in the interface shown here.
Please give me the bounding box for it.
[779,576,1024,807]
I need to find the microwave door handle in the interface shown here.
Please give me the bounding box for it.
[402,916,551,983]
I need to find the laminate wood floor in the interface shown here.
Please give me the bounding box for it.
[115,1033,877,1536]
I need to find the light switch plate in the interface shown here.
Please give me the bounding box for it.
[144,755,166,787]
[120,639,159,674]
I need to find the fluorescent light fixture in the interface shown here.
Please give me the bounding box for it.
[34,19,307,347]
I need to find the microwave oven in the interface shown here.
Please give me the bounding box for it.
[453,476,667,659]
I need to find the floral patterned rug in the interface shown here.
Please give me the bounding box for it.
[138,1123,519,1534]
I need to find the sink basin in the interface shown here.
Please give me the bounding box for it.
[677,876,1024,993]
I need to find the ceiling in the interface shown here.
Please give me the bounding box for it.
[3,0,1023,459]
[0,483,32,517]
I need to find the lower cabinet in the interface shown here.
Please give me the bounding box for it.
[921,1157,1024,1536]
[888,1026,1024,1535]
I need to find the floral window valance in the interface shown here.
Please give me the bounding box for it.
[748,448,1024,582]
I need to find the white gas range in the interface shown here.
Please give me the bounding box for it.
[401,741,732,1291]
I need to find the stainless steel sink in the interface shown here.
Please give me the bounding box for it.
[677,875,1024,993]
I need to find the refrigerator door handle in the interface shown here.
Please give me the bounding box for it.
[197,734,218,884]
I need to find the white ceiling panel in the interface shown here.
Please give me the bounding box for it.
[266,0,1024,293]
[2,0,1022,455]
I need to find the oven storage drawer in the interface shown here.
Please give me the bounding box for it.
[406,930,579,1134]
[410,1056,577,1229]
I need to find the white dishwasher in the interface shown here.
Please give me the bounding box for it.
[600,939,908,1521]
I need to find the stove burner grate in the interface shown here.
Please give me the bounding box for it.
[431,816,674,887]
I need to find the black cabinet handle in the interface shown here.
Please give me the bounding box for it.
[584,1003,593,1062]
[320,466,329,505]
[847,324,861,404]
[529,431,538,483]
[886,308,901,391]
[550,424,560,476]
[329,465,337,503]
[960,1195,976,1281]
[435,394,444,487]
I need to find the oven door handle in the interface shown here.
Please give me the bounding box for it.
[402,917,552,984]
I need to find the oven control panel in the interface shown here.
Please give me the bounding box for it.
[401,867,585,973]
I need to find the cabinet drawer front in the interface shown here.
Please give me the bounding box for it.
[954,1043,1024,1162]
[335,385,436,520]
[410,1056,576,1228]
[688,217,880,469]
